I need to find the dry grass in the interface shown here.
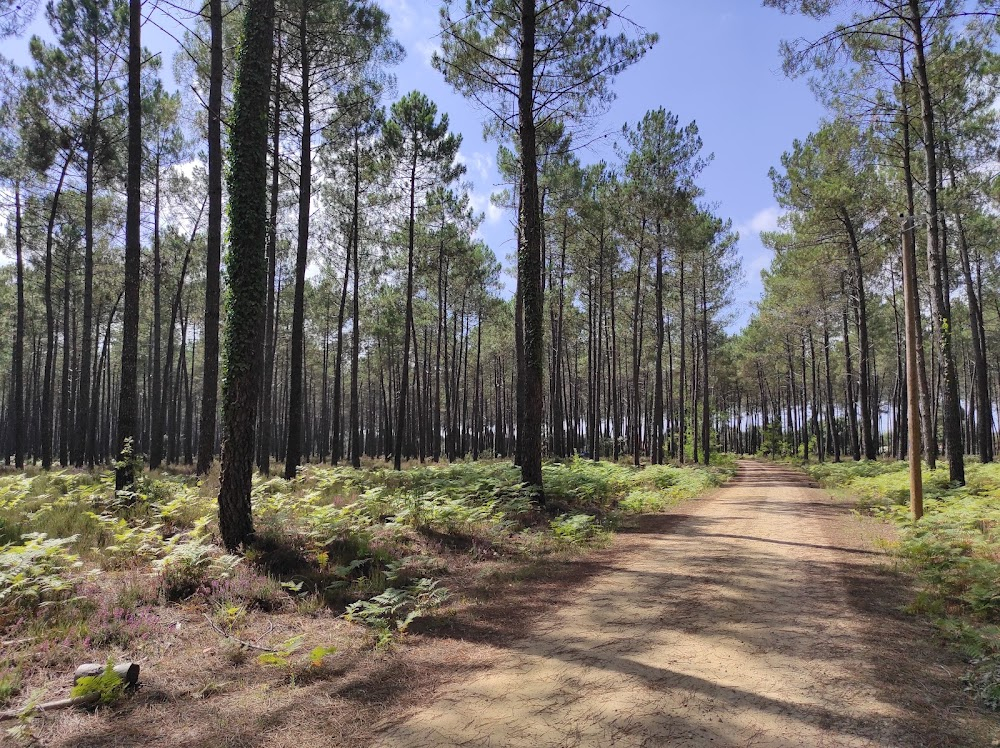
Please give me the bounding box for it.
[3,529,621,748]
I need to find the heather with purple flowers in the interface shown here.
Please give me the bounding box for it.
[197,566,285,613]
[86,596,161,650]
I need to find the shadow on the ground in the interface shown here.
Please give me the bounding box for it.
[51,460,995,748]
[402,459,994,748]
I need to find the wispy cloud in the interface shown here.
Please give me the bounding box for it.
[741,205,782,236]
[456,150,495,182]
[414,38,442,68]
[468,189,505,227]
[382,0,416,33]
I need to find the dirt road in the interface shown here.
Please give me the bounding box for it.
[373,460,995,748]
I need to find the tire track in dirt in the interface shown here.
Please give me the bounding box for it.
[371,459,997,748]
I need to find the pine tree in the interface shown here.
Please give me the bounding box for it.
[217,0,275,551]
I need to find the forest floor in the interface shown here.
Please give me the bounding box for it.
[373,460,998,748]
[6,459,998,747]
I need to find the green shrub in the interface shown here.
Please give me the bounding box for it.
[809,458,1000,709]
[344,578,449,646]
[155,540,240,602]
[543,458,638,506]
[0,670,21,707]
[70,661,126,705]
[0,533,82,620]
[550,513,600,543]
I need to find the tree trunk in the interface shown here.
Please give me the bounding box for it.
[197,0,225,475]
[41,153,72,470]
[349,131,362,469]
[74,93,98,468]
[907,0,964,483]
[393,146,419,471]
[701,258,710,465]
[115,0,142,489]
[633,220,645,466]
[516,0,544,495]
[842,210,875,460]
[12,185,24,469]
[285,5,311,479]
[257,25,282,476]
[217,0,275,550]
[943,141,992,463]
[331,233,351,464]
[149,158,167,469]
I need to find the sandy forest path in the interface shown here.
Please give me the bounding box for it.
[373,460,995,748]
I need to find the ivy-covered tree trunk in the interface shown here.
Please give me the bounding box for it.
[217,0,275,551]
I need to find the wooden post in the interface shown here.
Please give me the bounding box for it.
[902,215,924,520]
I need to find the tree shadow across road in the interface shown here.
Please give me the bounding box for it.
[382,460,997,748]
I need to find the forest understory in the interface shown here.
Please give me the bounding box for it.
[0,456,731,746]
[4,456,1000,746]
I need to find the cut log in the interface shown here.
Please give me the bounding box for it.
[73,662,140,687]
[0,663,140,721]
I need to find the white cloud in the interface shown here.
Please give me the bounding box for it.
[735,205,783,239]
[468,189,505,227]
[456,150,494,182]
[749,205,782,234]
[414,39,443,69]
[744,247,771,276]
[382,0,416,34]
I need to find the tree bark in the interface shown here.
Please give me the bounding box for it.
[517,0,544,495]
[393,144,419,471]
[907,0,964,483]
[12,185,24,469]
[217,0,275,550]
[115,0,142,489]
[284,4,312,479]
[257,24,282,476]
[349,130,362,469]
[197,0,225,475]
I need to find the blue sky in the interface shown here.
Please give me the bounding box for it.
[379,0,829,327]
[7,0,830,329]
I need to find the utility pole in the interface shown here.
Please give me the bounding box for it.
[901,215,923,520]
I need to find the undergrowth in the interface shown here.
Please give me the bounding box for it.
[0,455,730,709]
[802,457,1000,710]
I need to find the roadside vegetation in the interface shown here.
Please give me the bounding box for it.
[801,458,1000,709]
[0,456,732,742]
